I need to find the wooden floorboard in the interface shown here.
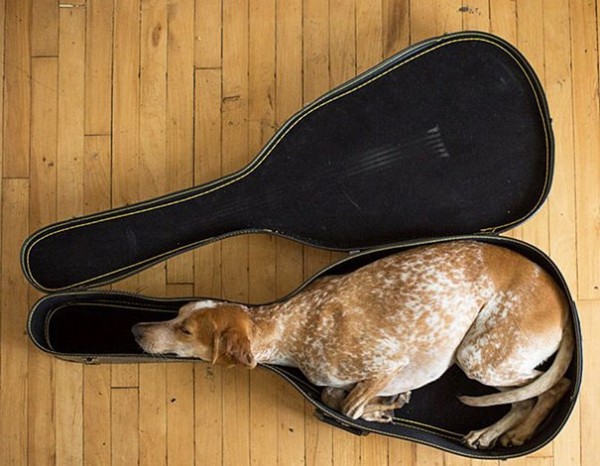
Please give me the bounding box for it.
[0,0,597,464]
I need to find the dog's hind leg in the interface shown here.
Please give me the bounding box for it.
[463,398,535,449]
[500,377,571,447]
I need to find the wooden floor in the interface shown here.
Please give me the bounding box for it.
[0,0,598,465]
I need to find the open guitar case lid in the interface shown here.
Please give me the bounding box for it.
[22,31,581,459]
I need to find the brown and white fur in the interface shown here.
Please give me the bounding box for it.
[133,241,573,449]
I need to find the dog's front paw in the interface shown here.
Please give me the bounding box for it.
[463,428,499,450]
[361,410,394,423]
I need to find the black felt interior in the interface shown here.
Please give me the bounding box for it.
[46,303,176,354]
[30,237,580,458]
[22,32,552,291]
[43,299,512,434]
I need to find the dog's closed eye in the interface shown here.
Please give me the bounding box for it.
[179,325,192,336]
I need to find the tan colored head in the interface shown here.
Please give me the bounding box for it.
[132,300,256,368]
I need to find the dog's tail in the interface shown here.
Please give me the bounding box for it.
[458,317,574,407]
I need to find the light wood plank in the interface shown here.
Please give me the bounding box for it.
[410,0,462,43]
[415,444,444,466]
[57,7,85,219]
[140,0,167,204]
[166,363,195,466]
[195,0,222,68]
[329,0,356,87]
[580,300,600,466]
[195,363,224,466]
[55,360,84,465]
[32,0,58,57]
[461,0,490,30]
[3,0,31,177]
[443,451,471,466]
[525,457,552,466]
[139,364,167,466]
[0,180,29,466]
[362,434,389,466]
[83,365,111,466]
[85,0,114,135]
[84,136,112,214]
[0,0,4,205]
[383,0,410,59]
[571,0,600,299]
[111,388,139,466]
[81,135,112,466]
[471,459,499,466]
[54,9,87,465]
[356,0,383,73]
[25,249,53,460]
[333,429,361,465]
[490,0,517,47]
[303,0,329,104]
[112,0,141,210]
[30,57,58,233]
[389,439,415,466]
[28,57,58,466]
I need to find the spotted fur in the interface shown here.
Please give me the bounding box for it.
[133,240,573,449]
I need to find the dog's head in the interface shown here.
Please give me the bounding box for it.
[132,300,256,368]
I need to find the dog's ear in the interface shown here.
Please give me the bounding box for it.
[211,326,256,369]
[223,328,256,368]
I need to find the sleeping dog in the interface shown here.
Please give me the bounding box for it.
[132,241,573,449]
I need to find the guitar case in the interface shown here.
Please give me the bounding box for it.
[22,31,582,459]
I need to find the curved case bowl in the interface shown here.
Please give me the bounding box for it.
[27,236,582,460]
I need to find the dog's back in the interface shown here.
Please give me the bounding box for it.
[260,241,566,393]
